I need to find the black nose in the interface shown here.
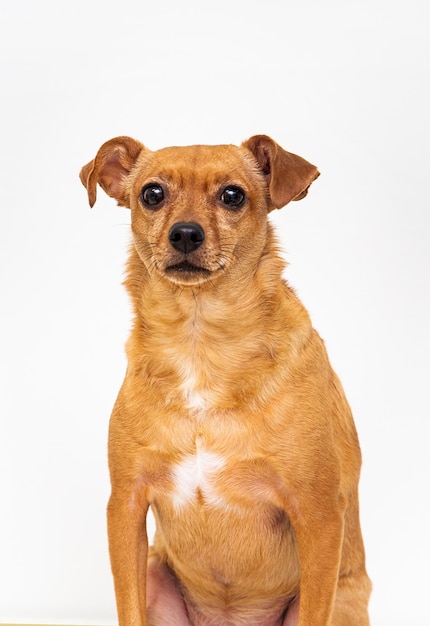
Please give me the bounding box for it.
[168,222,205,254]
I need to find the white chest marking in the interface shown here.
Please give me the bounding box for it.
[171,446,226,510]
[181,374,207,410]
[179,359,208,410]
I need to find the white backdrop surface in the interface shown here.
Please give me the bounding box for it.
[0,1,429,624]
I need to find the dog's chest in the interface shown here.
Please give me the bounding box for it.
[180,359,208,410]
[159,431,283,515]
[170,439,226,510]
[165,315,235,411]
[152,324,280,510]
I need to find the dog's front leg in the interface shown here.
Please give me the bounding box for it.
[293,507,344,626]
[107,489,149,626]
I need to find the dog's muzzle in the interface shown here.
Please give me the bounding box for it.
[166,222,210,279]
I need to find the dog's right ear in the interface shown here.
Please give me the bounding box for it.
[79,136,145,208]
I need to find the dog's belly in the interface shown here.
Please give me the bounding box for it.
[149,446,300,621]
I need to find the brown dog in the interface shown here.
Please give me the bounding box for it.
[80,135,371,626]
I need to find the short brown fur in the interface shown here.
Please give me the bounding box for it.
[80,135,371,625]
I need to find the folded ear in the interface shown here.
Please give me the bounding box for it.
[242,134,320,210]
[79,136,145,208]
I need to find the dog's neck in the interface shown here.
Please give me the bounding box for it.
[124,229,311,409]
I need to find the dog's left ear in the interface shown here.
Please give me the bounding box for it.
[242,135,320,210]
[80,136,145,208]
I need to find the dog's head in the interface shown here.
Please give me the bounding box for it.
[80,135,319,286]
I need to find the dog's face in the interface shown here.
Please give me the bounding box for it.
[128,144,271,286]
[80,136,319,286]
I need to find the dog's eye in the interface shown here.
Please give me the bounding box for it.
[141,184,165,208]
[220,186,246,209]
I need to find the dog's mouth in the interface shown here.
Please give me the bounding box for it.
[165,260,212,276]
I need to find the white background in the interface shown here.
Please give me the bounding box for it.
[0,0,429,624]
